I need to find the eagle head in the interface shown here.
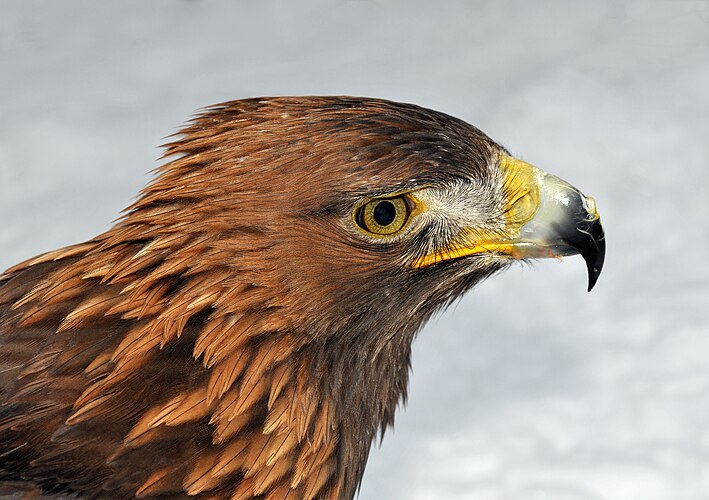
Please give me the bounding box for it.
[0,97,604,499]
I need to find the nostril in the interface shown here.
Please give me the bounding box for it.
[507,191,537,225]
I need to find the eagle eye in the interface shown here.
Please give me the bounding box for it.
[355,195,411,236]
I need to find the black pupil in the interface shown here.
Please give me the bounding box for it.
[373,200,397,226]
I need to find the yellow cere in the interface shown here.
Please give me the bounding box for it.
[498,154,541,230]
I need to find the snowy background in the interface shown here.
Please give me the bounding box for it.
[1,1,708,499]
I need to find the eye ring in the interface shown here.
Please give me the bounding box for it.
[355,196,411,236]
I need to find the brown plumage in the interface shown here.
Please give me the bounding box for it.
[0,97,605,499]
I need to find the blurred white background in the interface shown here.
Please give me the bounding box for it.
[1,1,708,499]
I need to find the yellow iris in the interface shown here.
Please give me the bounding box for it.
[356,196,410,236]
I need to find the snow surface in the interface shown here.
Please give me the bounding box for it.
[1,1,708,499]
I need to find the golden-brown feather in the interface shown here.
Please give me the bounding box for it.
[1,96,506,498]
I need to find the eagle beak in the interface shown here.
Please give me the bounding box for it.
[509,164,606,291]
[412,155,606,291]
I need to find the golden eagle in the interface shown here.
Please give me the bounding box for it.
[0,97,605,499]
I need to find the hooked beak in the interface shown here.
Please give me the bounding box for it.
[412,155,606,291]
[512,164,606,291]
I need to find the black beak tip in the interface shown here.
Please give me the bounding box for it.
[586,252,603,291]
[581,220,605,292]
